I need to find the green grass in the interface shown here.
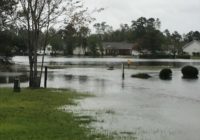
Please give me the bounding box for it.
[0,88,112,140]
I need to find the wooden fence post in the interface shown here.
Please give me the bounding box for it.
[44,66,48,88]
[122,63,125,79]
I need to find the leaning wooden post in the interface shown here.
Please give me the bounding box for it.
[44,66,48,88]
[122,63,125,79]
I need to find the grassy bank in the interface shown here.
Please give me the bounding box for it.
[0,88,111,140]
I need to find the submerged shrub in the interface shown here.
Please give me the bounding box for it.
[182,65,199,79]
[131,73,151,79]
[159,68,172,80]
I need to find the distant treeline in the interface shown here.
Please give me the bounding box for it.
[1,17,200,57]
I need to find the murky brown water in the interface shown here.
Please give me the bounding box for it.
[1,56,200,140]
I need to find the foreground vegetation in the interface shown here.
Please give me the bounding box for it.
[0,88,111,140]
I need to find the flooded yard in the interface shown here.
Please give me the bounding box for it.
[1,56,200,140]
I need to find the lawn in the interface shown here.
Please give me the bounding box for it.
[0,88,111,140]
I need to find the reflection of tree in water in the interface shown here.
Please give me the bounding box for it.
[1,65,29,72]
[64,75,74,81]
[121,80,125,89]
[49,61,58,66]
[19,74,29,82]
[0,66,12,72]
[16,66,29,72]
[78,75,88,83]
[64,62,73,65]
[0,76,7,83]
[95,78,106,90]
[0,73,29,84]
[47,72,55,81]
[133,61,200,68]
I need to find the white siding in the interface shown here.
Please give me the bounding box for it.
[45,44,52,55]
[73,47,86,55]
[183,41,200,56]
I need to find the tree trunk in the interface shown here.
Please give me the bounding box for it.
[28,25,40,88]
[39,4,50,87]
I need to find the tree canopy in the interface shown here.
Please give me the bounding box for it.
[0,0,17,30]
[15,0,95,88]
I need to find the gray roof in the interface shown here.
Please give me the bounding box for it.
[183,40,200,49]
[103,42,134,50]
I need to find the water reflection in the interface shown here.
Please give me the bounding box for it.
[78,76,88,83]
[64,74,74,81]
[0,74,29,84]
[2,57,200,140]
[94,78,106,90]
[12,56,200,68]
[0,64,29,84]
[121,80,125,89]
[44,67,200,140]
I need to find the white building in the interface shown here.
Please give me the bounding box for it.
[73,46,87,56]
[183,40,200,56]
[37,44,52,55]
[45,44,52,55]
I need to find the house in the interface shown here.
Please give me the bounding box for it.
[73,46,87,56]
[103,42,137,56]
[183,40,200,56]
[45,44,52,55]
[37,44,52,55]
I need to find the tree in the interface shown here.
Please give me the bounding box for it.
[171,31,182,57]
[87,35,99,56]
[0,0,18,63]
[131,17,147,39]
[184,31,200,42]
[0,0,17,30]
[17,0,92,88]
[94,22,112,36]
[163,30,183,56]
[93,22,113,55]
[143,30,164,54]
[76,26,90,55]
[17,0,65,87]
[0,30,16,57]
[48,28,63,55]
[62,23,77,55]
[119,24,132,42]
[131,17,163,54]
[14,28,28,55]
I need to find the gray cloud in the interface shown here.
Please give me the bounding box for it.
[84,0,200,34]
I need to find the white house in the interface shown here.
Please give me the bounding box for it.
[183,40,200,56]
[73,46,87,56]
[37,44,52,55]
[45,44,52,55]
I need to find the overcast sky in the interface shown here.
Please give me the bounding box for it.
[84,0,200,34]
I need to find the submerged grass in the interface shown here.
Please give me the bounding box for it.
[0,88,112,140]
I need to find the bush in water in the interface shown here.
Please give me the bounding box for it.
[159,68,172,80]
[182,65,199,79]
[131,73,151,79]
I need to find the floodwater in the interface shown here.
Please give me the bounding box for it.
[1,56,200,140]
